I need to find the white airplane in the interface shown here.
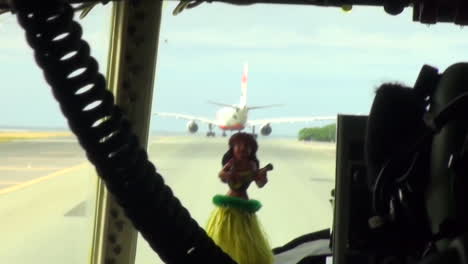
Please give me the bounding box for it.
[153,63,336,137]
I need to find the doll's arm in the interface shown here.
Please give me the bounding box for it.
[255,163,273,188]
[219,159,234,183]
[218,170,231,183]
[255,170,268,188]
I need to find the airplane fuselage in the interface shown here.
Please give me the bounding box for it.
[216,106,248,130]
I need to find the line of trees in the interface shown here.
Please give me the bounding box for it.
[298,123,336,142]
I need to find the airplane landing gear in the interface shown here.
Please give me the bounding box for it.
[206,124,215,137]
[252,126,258,139]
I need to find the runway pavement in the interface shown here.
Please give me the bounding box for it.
[0,135,336,264]
[0,137,86,190]
[0,137,94,264]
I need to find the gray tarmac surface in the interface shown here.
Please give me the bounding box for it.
[0,135,336,264]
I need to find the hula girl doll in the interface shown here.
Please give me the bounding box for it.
[206,132,274,264]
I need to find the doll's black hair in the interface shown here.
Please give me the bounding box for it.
[222,132,260,168]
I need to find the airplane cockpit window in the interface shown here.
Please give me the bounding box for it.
[0,5,111,263]
[137,2,468,263]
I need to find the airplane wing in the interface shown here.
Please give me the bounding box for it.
[247,116,337,126]
[153,112,219,125]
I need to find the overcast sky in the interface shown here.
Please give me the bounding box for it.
[1,2,467,136]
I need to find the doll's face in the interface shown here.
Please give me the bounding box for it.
[233,141,251,160]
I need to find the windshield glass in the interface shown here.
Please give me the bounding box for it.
[0,5,111,264]
[136,2,467,263]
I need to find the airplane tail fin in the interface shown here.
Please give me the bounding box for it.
[240,62,283,110]
[207,62,249,110]
[240,62,248,107]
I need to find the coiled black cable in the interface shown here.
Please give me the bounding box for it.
[11,1,236,263]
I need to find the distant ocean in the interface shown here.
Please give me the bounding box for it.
[0,126,297,139]
[0,125,69,132]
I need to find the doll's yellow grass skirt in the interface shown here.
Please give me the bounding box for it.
[206,194,274,264]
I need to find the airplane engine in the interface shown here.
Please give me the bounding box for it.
[260,124,272,136]
[186,121,198,133]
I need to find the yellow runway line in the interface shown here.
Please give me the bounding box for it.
[0,162,89,195]
[0,181,22,185]
[6,157,83,161]
[0,167,63,171]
